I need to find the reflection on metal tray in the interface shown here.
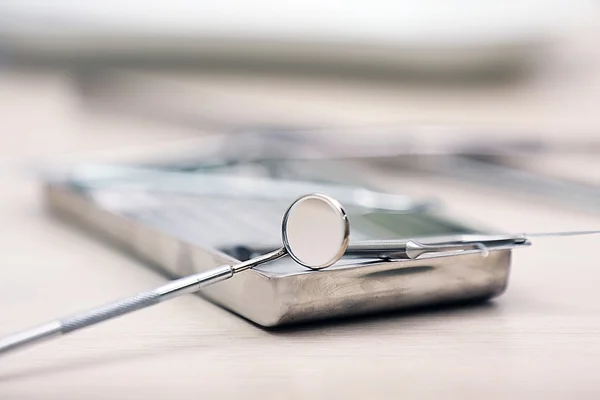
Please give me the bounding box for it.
[43,161,523,327]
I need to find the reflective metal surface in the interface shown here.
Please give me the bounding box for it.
[155,265,234,301]
[282,193,349,269]
[44,182,520,327]
[345,237,527,259]
[0,322,62,355]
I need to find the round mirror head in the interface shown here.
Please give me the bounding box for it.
[282,193,350,270]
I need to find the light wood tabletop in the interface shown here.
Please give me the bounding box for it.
[1,24,600,398]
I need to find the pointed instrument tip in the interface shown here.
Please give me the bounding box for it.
[525,230,600,238]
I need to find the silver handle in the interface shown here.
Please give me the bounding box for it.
[0,265,234,356]
[345,240,504,259]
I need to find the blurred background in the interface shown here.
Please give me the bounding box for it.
[1,1,600,208]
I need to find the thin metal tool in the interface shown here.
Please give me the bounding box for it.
[344,238,512,260]
[524,230,600,238]
[345,230,600,260]
[0,193,350,356]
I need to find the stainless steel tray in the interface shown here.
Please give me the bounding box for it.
[44,178,518,327]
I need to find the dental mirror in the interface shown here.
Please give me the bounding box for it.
[283,193,349,270]
[0,193,350,356]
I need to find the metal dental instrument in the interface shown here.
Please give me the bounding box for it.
[0,193,350,356]
[344,230,600,260]
[343,238,513,260]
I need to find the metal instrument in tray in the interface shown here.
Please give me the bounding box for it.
[41,165,529,327]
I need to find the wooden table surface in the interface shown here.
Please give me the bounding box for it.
[1,25,600,398]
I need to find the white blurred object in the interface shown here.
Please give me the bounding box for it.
[0,1,597,74]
